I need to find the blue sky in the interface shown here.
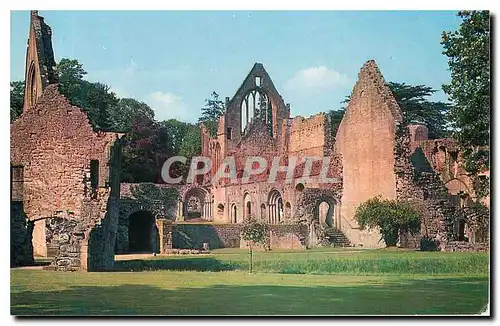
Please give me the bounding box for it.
[10,10,462,123]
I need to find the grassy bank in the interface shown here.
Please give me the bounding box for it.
[115,248,490,275]
[11,248,490,315]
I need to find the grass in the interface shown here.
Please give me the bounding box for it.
[11,248,490,316]
[116,247,490,275]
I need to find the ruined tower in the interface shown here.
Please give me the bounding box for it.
[23,10,59,112]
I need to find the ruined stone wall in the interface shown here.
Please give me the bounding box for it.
[442,241,489,252]
[11,85,121,271]
[335,60,402,248]
[240,224,308,250]
[172,224,243,249]
[288,113,332,157]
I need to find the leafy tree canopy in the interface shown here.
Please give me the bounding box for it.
[199,91,225,137]
[355,197,420,247]
[441,10,490,184]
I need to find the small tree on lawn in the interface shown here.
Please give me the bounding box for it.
[241,218,269,273]
[354,197,420,247]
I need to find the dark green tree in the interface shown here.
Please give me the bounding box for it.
[111,98,155,133]
[85,82,119,131]
[199,91,225,137]
[10,81,25,122]
[326,109,345,138]
[121,114,171,183]
[57,58,120,132]
[441,10,490,195]
[388,82,451,138]
[57,58,87,107]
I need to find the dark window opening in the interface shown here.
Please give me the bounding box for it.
[11,165,24,202]
[90,160,99,189]
[226,127,232,140]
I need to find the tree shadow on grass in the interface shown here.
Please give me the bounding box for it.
[113,257,238,272]
[11,276,489,316]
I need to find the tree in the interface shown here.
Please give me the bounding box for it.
[441,11,490,196]
[111,98,155,133]
[57,58,87,108]
[129,183,179,212]
[199,91,225,137]
[85,82,119,131]
[241,218,269,273]
[10,81,24,122]
[326,109,345,138]
[57,58,120,132]
[121,114,171,183]
[387,82,451,139]
[354,197,420,247]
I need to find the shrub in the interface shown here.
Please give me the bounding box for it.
[420,236,439,251]
[355,197,420,247]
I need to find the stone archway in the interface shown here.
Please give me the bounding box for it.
[243,192,253,220]
[230,203,238,223]
[268,189,283,224]
[314,197,337,228]
[182,187,212,221]
[128,210,158,253]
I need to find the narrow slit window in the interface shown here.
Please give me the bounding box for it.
[255,76,261,87]
[90,160,99,189]
[226,127,232,140]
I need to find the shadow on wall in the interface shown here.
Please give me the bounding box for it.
[113,257,236,272]
[411,147,434,173]
[10,277,489,315]
[172,224,242,250]
[10,202,34,267]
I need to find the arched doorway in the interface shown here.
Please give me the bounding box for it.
[128,211,157,253]
[268,190,283,224]
[315,197,336,228]
[243,192,252,220]
[183,187,211,221]
[231,203,238,223]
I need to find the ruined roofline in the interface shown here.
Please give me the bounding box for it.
[225,62,284,109]
[348,59,403,123]
[28,10,59,85]
[290,112,328,121]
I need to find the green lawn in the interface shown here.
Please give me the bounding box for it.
[11,248,490,316]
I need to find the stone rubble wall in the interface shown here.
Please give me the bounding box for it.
[11,85,122,271]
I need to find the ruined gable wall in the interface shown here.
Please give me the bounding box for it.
[335,61,402,248]
[11,85,120,267]
[23,11,58,111]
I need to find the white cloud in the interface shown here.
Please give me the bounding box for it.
[284,66,350,92]
[148,91,195,122]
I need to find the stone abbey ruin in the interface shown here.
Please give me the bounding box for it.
[11,11,489,271]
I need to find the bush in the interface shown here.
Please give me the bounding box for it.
[420,236,439,251]
[355,197,420,247]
